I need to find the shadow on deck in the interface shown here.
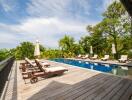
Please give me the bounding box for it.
[28,74,132,100]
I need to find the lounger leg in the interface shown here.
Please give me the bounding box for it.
[23,79,26,84]
[30,76,38,83]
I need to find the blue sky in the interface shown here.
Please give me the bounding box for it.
[0,0,115,49]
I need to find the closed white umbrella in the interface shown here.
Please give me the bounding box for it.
[34,40,40,57]
[90,46,93,54]
[112,44,116,54]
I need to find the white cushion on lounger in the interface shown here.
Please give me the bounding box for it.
[92,55,98,59]
[42,62,50,66]
[101,55,109,60]
[25,58,36,67]
[36,59,50,66]
[45,67,67,72]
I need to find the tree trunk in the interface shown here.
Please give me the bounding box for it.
[113,36,118,59]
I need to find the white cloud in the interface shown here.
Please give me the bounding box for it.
[27,0,70,17]
[0,0,108,49]
[18,17,93,48]
[27,0,91,20]
[0,17,99,48]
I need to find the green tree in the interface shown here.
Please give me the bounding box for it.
[101,1,127,58]
[86,24,108,56]
[79,36,91,54]
[0,49,10,61]
[86,1,131,59]
[15,42,35,59]
[42,49,62,59]
[59,35,77,57]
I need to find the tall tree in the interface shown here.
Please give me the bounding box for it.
[86,24,108,56]
[86,1,131,59]
[59,35,77,57]
[101,1,128,58]
[79,36,91,54]
[15,42,34,59]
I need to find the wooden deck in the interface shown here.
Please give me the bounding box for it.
[4,60,132,100]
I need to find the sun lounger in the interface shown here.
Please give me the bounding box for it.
[35,59,50,67]
[101,55,109,61]
[22,59,68,83]
[24,59,68,83]
[35,59,68,72]
[20,58,50,71]
[91,54,98,60]
[118,55,128,63]
[19,58,36,72]
[20,58,46,76]
[76,54,82,59]
[82,54,89,59]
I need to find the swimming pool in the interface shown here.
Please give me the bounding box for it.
[50,58,132,76]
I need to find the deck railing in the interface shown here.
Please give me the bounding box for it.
[0,57,15,97]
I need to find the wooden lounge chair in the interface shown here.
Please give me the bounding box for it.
[101,55,109,61]
[35,59,68,73]
[91,54,98,60]
[20,58,44,83]
[22,59,68,83]
[118,55,128,63]
[35,59,50,67]
[20,58,50,71]
[27,59,68,82]
[19,58,36,72]
[82,54,89,59]
[25,58,50,67]
[20,58,45,80]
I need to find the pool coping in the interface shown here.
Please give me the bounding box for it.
[66,58,132,67]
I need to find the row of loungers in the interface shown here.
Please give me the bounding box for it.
[20,58,68,84]
[76,54,128,63]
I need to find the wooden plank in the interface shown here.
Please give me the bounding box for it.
[32,71,94,99]
[73,76,118,100]
[46,74,106,100]
[120,82,132,100]
[111,79,132,100]
[85,77,120,100]
[93,77,123,100]
[65,78,111,100]
[56,69,96,84]
[58,68,91,78]
[46,74,107,100]
[102,79,131,100]
[28,81,71,100]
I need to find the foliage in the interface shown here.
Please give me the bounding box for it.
[86,1,132,59]
[42,49,62,59]
[86,24,108,56]
[15,42,35,59]
[59,35,79,57]
[0,49,10,61]
[79,36,91,53]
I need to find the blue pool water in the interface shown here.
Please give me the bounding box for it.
[50,58,132,76]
